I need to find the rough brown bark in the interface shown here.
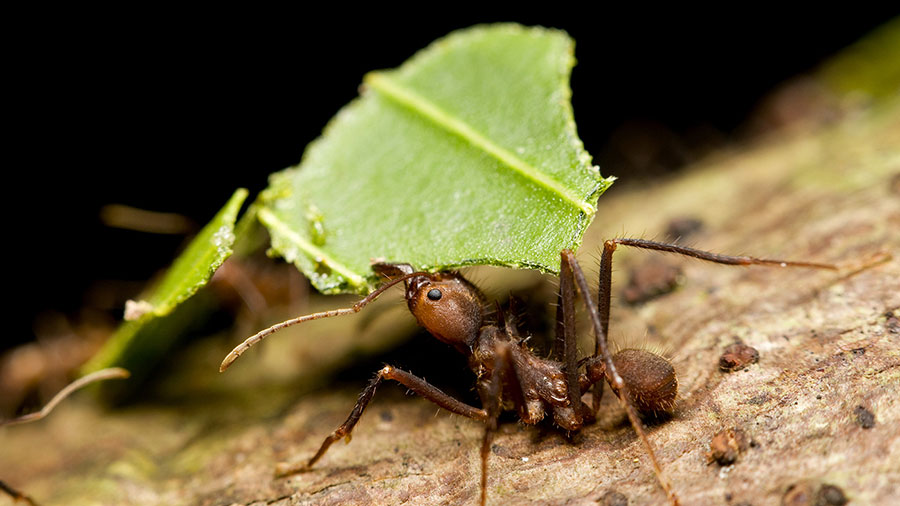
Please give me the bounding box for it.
[1,102,898,506]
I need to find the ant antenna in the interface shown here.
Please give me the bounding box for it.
[219,271,430,372]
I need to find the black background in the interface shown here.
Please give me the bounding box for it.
[6,8,897,350]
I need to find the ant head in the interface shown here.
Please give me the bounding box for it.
[403,271,484,354]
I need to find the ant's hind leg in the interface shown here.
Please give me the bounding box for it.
[561,249,680,506]
[596,238,838,345]
[306,365,487,468]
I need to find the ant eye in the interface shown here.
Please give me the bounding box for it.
[427,288,443,301]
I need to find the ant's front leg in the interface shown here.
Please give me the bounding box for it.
[555,251,581,414]
[306,365,487,468]
[475,337,525,506]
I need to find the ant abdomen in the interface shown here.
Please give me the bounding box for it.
[612,349,678,417]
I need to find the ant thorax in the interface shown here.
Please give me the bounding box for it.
[470,325,582,430]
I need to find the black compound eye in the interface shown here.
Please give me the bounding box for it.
[427,288,443,301]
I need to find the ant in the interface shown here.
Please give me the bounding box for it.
[219,238,837,505]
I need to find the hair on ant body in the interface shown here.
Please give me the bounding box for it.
[220,238,837,506]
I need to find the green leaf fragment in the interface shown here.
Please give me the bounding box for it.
[261,24,613,294]
[82,188,248,374]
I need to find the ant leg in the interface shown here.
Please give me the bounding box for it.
[593,238,840,409]
[581,239,837,504]
[561,250,680,506]
[477,340,517,506]
[596,238,838,347]
[307,365,487,468]
[555,253,582,417]
[478,419,493,506]
[0,479,38,506]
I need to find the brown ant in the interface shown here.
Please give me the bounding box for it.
[219,238,837,505]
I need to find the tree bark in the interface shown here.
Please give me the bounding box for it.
[2,102,898,506]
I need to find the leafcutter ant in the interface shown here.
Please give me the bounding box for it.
[219,238,837,505]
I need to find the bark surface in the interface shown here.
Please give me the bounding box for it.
[1,101,898,506]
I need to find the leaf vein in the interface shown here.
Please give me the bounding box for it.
[365,73,595,215]
[258,208,367,288]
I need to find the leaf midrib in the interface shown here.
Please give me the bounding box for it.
[365,73,595,216]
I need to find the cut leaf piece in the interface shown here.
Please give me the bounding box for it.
[262,24,613,294]
[82,188,248,377]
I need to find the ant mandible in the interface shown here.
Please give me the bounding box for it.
[219,238,836,506]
